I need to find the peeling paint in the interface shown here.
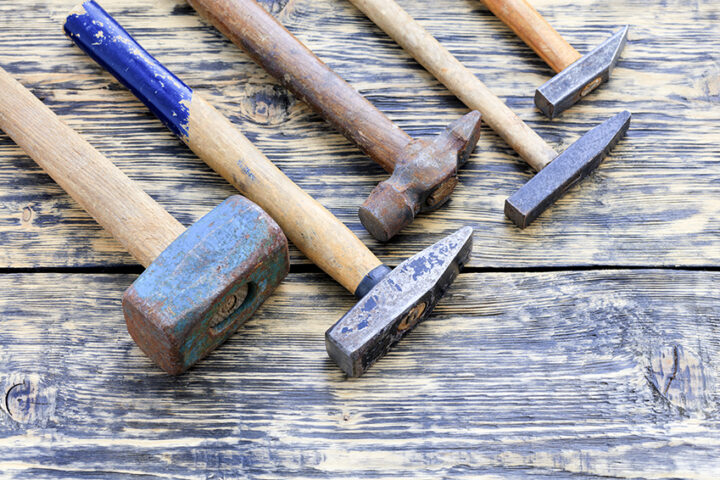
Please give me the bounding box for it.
[64,1,192,138]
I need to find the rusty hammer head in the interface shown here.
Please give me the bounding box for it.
[505,110,631,228]
[535,26,629,119]
[123,196,289,374]
[326,226,473,377]
[358,112,482,241]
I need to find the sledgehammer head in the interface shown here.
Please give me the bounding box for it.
[536,26,629,119]
[326,226,473,377]
[505,110,631,228]
[359,112,482,242]
[123,196,289,374]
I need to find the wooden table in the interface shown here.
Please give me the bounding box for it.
[1,0,719,477]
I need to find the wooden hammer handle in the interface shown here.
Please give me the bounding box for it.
[0,66,184,268]
[185,95,383,293]
[189,0,411,173]
[65,1,383,294]
[348,0,557,171]
[481,0,581,73]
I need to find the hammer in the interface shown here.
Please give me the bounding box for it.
[65,0,474,377]
[479,0,629,118]
[184,0,483,242]
[345,0,631,228]
[0,66,289,375]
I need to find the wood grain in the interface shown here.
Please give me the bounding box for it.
[347,0,559,172]
[481,0,582,73]
[186,95,382,293]
[0,66,184,268]
[0,0,718,269]
[1,270,719,478]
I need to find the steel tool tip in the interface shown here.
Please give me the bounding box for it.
[505,110,631,228]
[535,26,629,118]
[326,226,473,377]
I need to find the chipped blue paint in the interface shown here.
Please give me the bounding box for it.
[361,296,377,313]
[326,226,474,377]
[122,196,289,374]
[64,1,192,138]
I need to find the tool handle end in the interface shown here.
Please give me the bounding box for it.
[65,1,193,138]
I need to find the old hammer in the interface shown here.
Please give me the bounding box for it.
[347,0,631,228]
[65,1,474,377]
[185,0,483,242]
[480,0,629,118]
[0,66,289,375]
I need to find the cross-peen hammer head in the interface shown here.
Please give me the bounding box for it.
[124,196,289,374]
[326,226,473,377]
[358,112,482,242]
[535,26,629,119]
[505,110,631,228]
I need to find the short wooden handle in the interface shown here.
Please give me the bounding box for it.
[0,66,184,268]
[65,1,382,293]
[348,0,557,171]
[481,0,581,73]
[188,0,411,173]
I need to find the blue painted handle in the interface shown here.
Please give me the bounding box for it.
[64,1,192,138]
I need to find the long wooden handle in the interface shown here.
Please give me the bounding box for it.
[348,0,557,171]
[481,0,581,73]
[0,66,184,268]
[65,1,382,294]
[185,95,383,293]
[188,0,411,173]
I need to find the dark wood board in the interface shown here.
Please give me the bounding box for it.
[1,271,719,478]
[0,0,718,269]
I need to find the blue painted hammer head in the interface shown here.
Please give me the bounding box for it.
[123,196,289,374]
[326,226,473,377]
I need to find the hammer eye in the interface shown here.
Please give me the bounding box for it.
[209,283,255,335]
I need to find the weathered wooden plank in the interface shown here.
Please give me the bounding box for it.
[1,271,719,478]
[0,0,719,269]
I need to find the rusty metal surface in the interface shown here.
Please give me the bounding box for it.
[358,111,482,241]
[123,196,289,375]
[505,110,631,228]
[325,226,473,377]
[535,26,629,118]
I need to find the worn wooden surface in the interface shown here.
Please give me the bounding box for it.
[2,271,720,478]
[1,0,719,477]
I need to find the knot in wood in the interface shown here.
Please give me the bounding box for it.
[240,84,295,126]
[20,205,33,224]
[648,345,709,414]
[3,374,55,425]
[257,0,292,16]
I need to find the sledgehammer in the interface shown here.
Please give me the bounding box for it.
[479,0,628,118]
[0,66,289,374]
[347,0,631,228]
[65,1,474,377]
